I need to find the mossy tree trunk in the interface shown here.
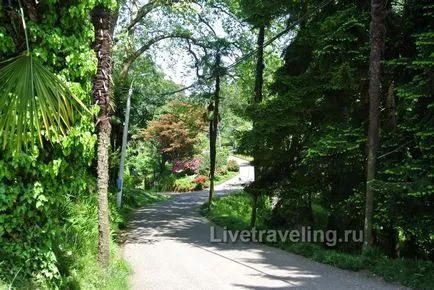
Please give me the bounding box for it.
[90,7,113,268]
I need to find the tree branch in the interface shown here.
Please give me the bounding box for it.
[126,0,159,31]
[186,39,203,79]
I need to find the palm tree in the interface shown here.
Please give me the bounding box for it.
[0,4,87,150]
[90,6,113,268]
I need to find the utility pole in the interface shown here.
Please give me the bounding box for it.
[117,81,133,208]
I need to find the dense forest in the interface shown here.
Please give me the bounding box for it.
[0,0,432,289]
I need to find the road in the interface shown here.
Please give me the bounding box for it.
[123,157,402,289]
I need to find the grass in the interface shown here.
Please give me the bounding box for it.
[200,191,251,230]
[61,247,131,290]
[0,188,168,290]
[214,171,239,185]
[232,154,253,162]
[201,191,434,290]
[66,188,168,290]
[112,188,170,230]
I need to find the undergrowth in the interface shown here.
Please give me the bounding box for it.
[0,188,167,289]
[201,191,434,290]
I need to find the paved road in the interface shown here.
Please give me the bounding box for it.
[123,158,402,290]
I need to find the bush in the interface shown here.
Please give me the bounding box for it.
[198,148,230,175]
[172,158,200,175]
[184,158,200,175]
[157,174,176,192]
[194,175,208,190]
[227,159,240,172]
[216,165,228,176]
[174,176,196,192]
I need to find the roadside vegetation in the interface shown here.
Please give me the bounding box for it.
[0,0,432,288]
[201,192,434,289]
[124,100,240,193]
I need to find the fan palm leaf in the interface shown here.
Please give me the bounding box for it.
[0,55,89,150]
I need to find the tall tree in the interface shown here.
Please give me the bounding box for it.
[208,53,221,211]
[253,25,265,103]
[364,0,387,251]
[90,6,113,268]
[250,24,265,228]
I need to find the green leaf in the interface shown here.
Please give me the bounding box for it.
[0,55,90,150]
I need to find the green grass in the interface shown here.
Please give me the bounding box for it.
[112,188,170,230]
[200,191,251,230]
[1,188,168,290]
[66,188,168,290]
[201,191,434,290]
[214,171,239,185]
[232,154,253,162]
[61,247,131,290]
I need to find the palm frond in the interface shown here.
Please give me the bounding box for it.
[0,55,90,150]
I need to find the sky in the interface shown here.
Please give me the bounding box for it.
[117,0,291,92]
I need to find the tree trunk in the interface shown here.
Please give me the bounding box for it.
[364,0,387,252]
[90,7,113,268]
[254,25,265,103]
[118,58,133,85]
[160,152,168,174]
[208,53,221,211]
[250,194,258,229]
[250,25,265,228]
[386,80,396,128]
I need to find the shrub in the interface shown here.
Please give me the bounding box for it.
[227,159,240,172]
[172,160,184,174]
[157,174,176,192]
[198,148,230,175]
[184,158,200,175]
[195,175,208,184]
[194,175,208,190]
[173,176,196,192]
[172,158,200,175]
[216,166,228,176]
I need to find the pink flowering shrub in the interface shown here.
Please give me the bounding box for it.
[184,157,200,175]
[172,157,200,175]
[172,160,184,173]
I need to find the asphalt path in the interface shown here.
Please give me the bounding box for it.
[123,157,403,290]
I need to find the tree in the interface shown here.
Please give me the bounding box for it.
[208,53,222,210]
[363,0,387,252]
[90,6,113,268]
[0,0,112,284]
[0,2,87,150]
[143,100,206,172]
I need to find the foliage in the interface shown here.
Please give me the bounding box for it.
[198,147,230,175]
[172,157,200,175]
[237,0,433,262]
[174,176,196,192]
[124,138,160,189]
[215,165,228,176]
[203,192,434,289]
[0,0,119,287]
[195,175,208,190]
[227,159,240,172]
[195,175,208,185]
[0,55,88,150]
[143,100,206,162]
